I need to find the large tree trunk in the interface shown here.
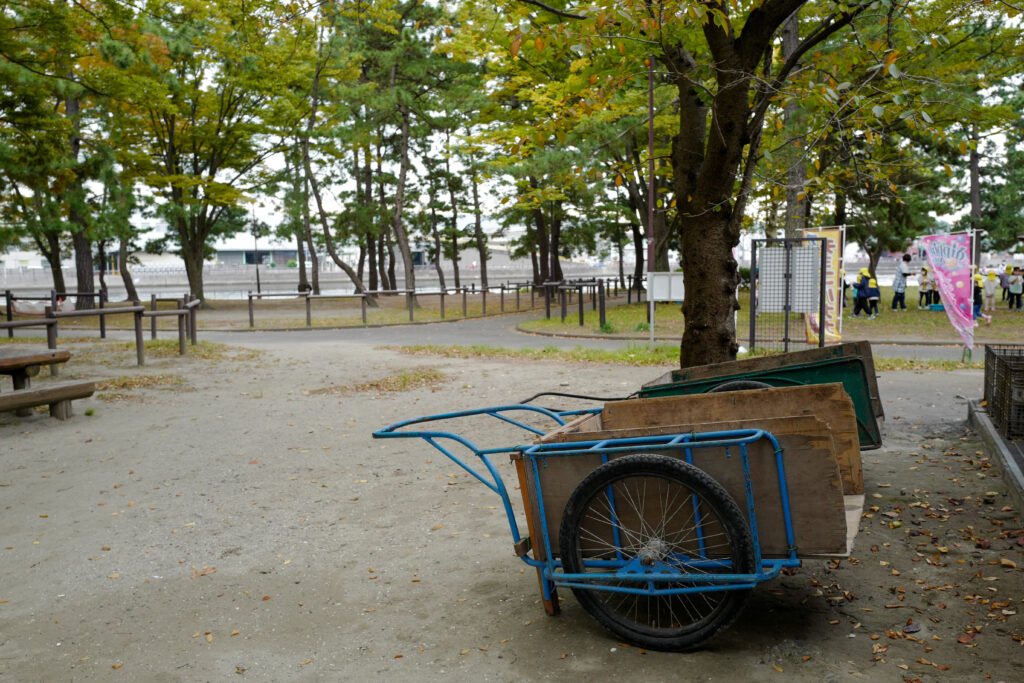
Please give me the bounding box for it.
[64,94,95,309]
[118,237,139,302]
[96,240,108,298]
[387,105,416,308]
[782,10,807,237]
[367,234,378,291]
[180,233,207,305]
[295,231,310,292]
[678,214,740,367]
[301,178,320,295]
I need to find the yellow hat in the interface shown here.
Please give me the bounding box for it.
[869,278,877,287]
[922,266,929,272]
[1008,265,1014,273]
[859,267,870,276]
[988,271,997,280]
[974,273,983,283]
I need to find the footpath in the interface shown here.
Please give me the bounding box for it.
[1,301,1022,681]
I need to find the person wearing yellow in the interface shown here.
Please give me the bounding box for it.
[851,267,871,318]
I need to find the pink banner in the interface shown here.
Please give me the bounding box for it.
[921,233,974,349]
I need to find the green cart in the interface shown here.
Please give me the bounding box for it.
[640,341,884,450]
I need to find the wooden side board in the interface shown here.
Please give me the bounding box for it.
[0,380,95,420]
[601,384,863,494]
[526,413,848,557]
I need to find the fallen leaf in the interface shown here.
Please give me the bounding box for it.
[112,662,123,669]
[999,559,1017,568]
[299,659,313,665]
[262,595,271,601]
[191,567,217,578]
[230,630,240,636]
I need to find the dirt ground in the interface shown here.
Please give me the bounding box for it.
[1,336,1022,682]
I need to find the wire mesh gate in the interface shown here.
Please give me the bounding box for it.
[749,237,828,352]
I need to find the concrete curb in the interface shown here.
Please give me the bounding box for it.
[967,399,1024,512]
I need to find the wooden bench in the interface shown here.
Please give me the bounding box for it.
[0,380,96,420]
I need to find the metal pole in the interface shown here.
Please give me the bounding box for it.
[544,284,551,319]
[560,288,567,322]
[647,55,655,297]
[462,288,467,317]
[408,291,414,322]
[305,293,312,327]
[482,289,487,315]
[783,241,792,353]
[516,286,520,311]
[500,285,504,313]
[749,240,758,350]
[361,295,367,324]
[440,291,445,319]
[599,279,606,328]
[248,291,254,328]
[819,237,827,348]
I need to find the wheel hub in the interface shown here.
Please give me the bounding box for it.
[639,537,669,565]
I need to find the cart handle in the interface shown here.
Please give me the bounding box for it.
[374,404,593,550]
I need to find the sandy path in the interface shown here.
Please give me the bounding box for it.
[1,337,1021,682]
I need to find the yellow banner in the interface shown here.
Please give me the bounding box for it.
[802,228,842,344]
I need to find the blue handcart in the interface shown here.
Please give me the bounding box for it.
[374,402,817,651]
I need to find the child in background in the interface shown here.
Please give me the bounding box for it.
[851,268,871,318]
[1009,267,1023,312]
[973,273,991,325]
[867,278,881,319]
[918,266,931,308]
[983,270,998,312]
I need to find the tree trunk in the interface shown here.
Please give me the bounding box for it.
[96,240,108,298]
[64,94,95,309]
[617,239,626,289]
[39,232,67,293]
[533,208,550,283]
[302,44,371,302]
[118,237,139,302]
[782,10,807,238]
[377,233,389,290]
[367,235,378,291]
[631,223,645,293]
[470,167,488,288]
[295,231,310,292]
[969,127,982,266]
[70,227,95,309]
[180,235,207,305]
[301,178,320,295]
[429,193,446,291]
[549,204,564,281]
[678,214,739,367]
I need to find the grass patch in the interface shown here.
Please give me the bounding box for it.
[387,344,680,367]
[96,374,186,391]
[388,343,985,372]
[308,368,448,395]
[122,339,263,361]
[521,289,1024,343]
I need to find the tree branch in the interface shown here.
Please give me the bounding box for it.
[514,0,586,20]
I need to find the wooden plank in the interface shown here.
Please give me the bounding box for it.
[513,457,559,615]
[530,414,847,557]
[642,341,884,420]
[0,347,70,373]
[600,384,863,494]
[0,380,95,420]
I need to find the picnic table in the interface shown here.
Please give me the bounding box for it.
[0,347,82,420]
[0,346,70,390]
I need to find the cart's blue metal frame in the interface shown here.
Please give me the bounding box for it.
[373,403,801,603]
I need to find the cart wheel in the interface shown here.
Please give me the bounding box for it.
[558,454,754,651]
[705,380,773,393]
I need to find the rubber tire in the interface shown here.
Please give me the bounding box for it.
[558,454,754,651]
[705,380,774,393]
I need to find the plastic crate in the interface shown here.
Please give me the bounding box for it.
[986,345,1024,439]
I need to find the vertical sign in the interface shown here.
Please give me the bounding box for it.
[802,228,842,344]
[921,232,974,349]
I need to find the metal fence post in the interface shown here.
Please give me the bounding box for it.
[462,288,467,317]
[482,288,487,315]
[440,290,445,319]
[544,284,551,319]
[189,295,198,345]
[560,287,567,322]
[361,295,367,324]
[248,291,254,328]
[500,285,504,313]
[598,279,606,328]
[305,293,312,327]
